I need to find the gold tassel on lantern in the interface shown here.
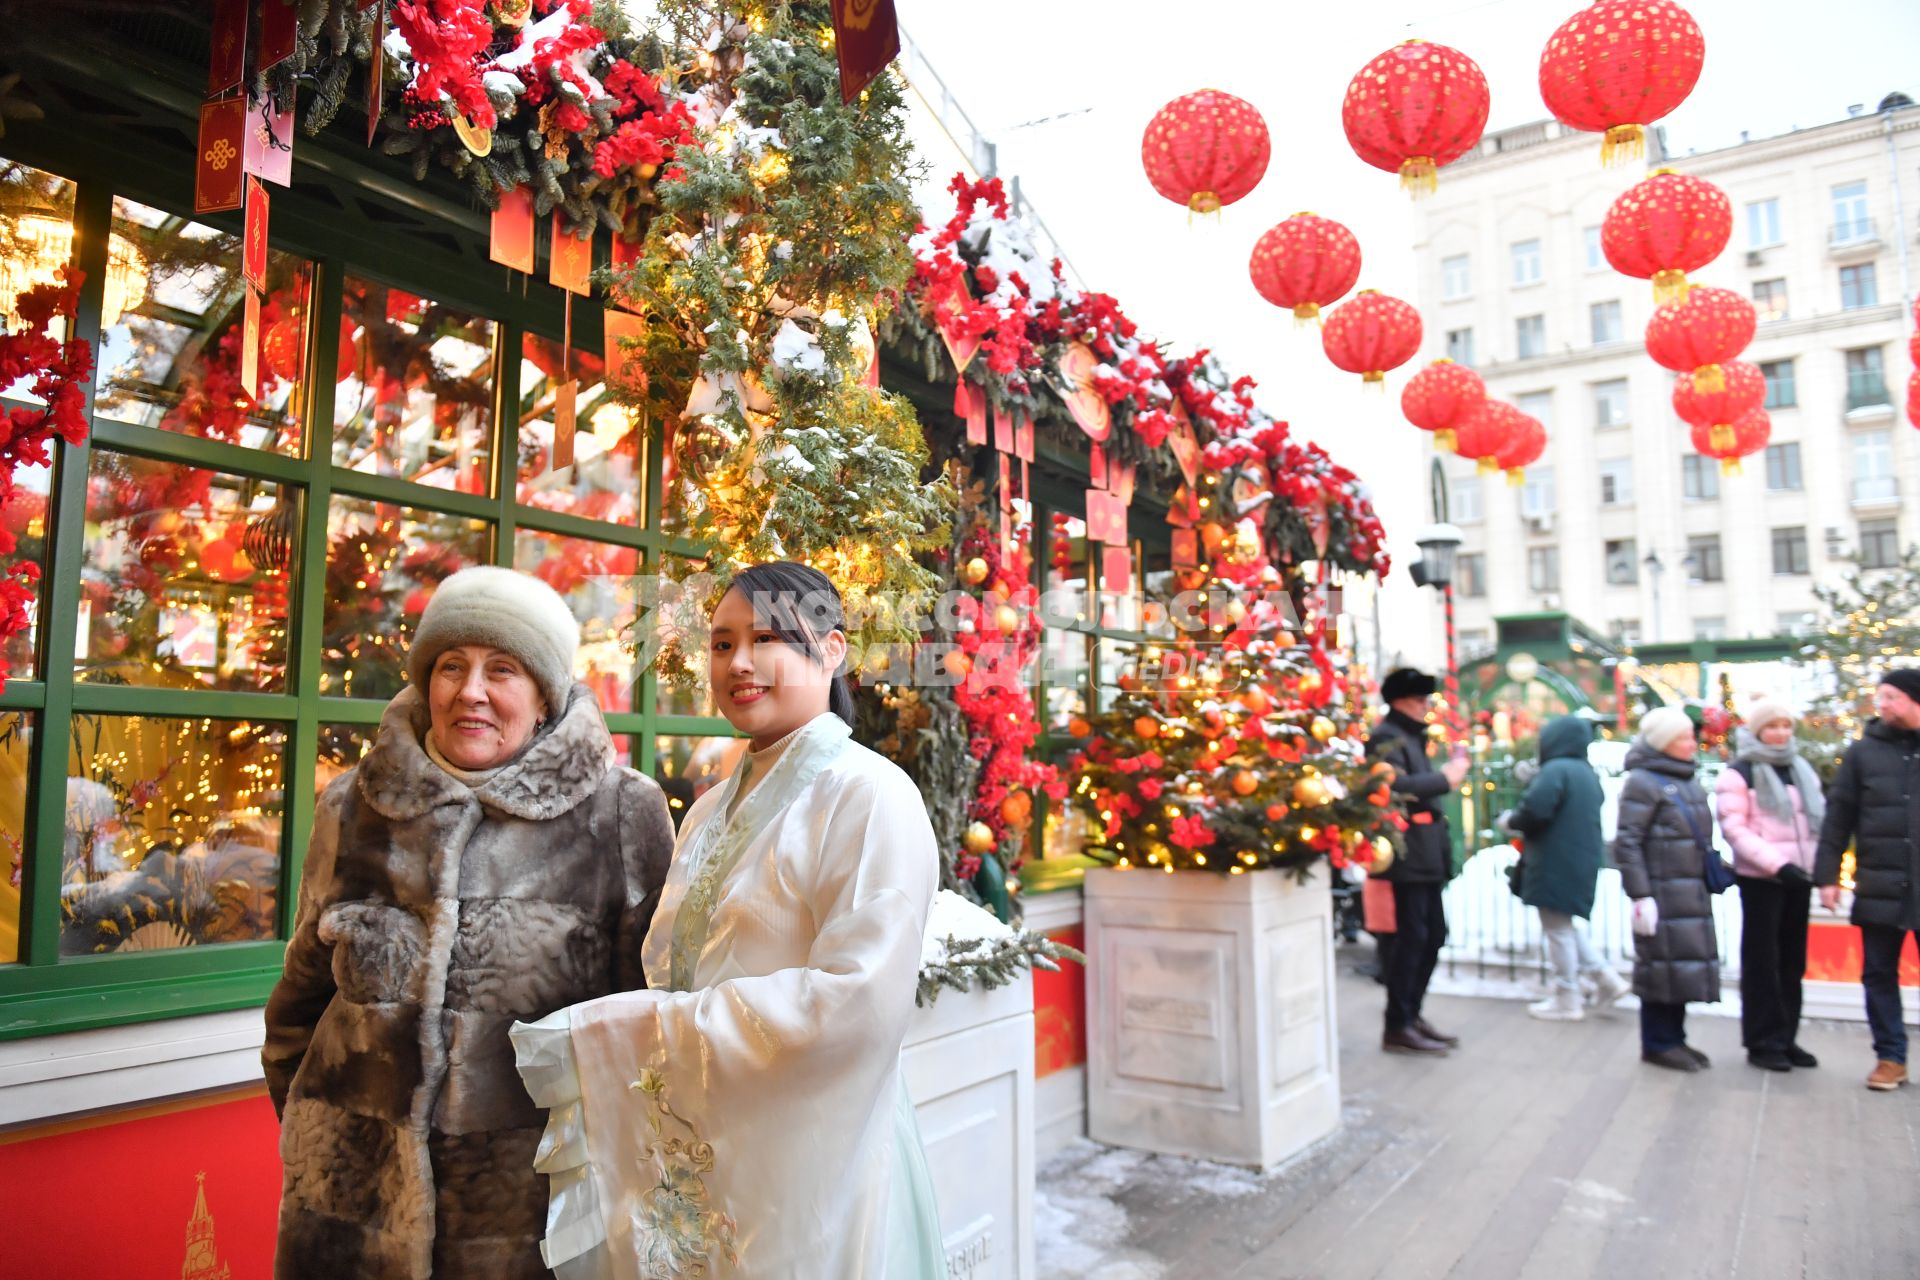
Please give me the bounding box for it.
[1602,123,1646,167]
[1399,155,1439,196]
[1476,455,1499,475]
[1506,467,1526,486]
[1652,268,1690,304]
[1721,457,1743,477]
[1292,303,1321,328]
[1436,428,1457,452]
[1362,371,1386,389]
[1709,424,1736,452]
[1188,190,1223,217]
[1693,362,1725,393]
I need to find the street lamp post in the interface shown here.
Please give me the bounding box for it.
[1412,522,1465,726]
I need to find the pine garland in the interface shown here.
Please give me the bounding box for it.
[916,931,1085,1008]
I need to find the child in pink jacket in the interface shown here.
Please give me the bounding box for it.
[1716,700,1825,1073]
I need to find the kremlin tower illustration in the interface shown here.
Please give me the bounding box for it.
[180,1173,231,1280]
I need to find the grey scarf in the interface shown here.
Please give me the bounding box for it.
[1734,727,1825,828]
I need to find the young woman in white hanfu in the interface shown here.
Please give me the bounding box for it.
[511,562,944,1279]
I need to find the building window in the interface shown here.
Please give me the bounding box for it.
[1760,358,1796,408]
[1831,180,1871,243]
[1765,442,1803,490]
[1528,545,1560,593]
[1584,225,1604,271]
[1445,326,1475,366]
[1456,552,1486,598]
[1521,465,1556,519]
[1840,263,1879,310]
[1746,197,1782,248]
[1441,253,1471,300]
[1852,428,1896,503]
[1458,628,1491,654]
[1517,389,1555,430]
[1771,525,1810,575]
[1589,299,1623,345]
[1604,538,1639,585]
[1511,238,1543,286]
[1516,314,1546,358]
[1598,457,1634,505]
[1845,347,1888,410]
[1776,611,1810,636]
[1859,518,1900,569]
[1592,378,1630,428]
[1682,454,1720,500]
[1687,534,1724,583]
[1694,616,1727,641]
[1753,278,1788,322]
[1450,472,1484,523]
[1611,619,1642,646]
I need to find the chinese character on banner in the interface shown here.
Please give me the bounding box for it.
[243,176,268,292]
[489,186,536,273]
[550,216,592,296]
[240,285,262,400]
[195,97,247,214]
[829,0,900,105]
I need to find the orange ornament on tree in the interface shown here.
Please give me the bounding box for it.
[1341,39,1490,195]
[1539,0,1706,166]
[1672,360,1765,450]
[1494,410,1548,486]
[1321,290,1423,386]
[1248,213,1362,323]
[1141,90,1272,215]
[1602,169,1731,302]
[1230,769,1260,797]
[1134,716,1160,739]
[1452,399,1524,475]
[1401,358,1486,452]
[1690,407,1770,474]
[1644,286,1755,392]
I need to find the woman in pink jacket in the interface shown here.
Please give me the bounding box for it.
[1716,700,1825,1073]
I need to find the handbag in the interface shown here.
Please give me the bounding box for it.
[1661,781,1736,895]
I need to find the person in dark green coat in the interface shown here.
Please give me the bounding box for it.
[1508,716,1629,1020]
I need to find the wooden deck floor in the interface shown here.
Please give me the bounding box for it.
[1037,962,1920,1280]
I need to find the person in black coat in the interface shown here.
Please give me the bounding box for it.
[1366,668,1470,1057]
[1814,669,1920,1092]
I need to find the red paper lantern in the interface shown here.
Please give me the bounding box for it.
[1495,411,1548,485]
[1908,330,1920,368]
[1672,361,1765,442]
[1342,39,1490,195]
[1249,213,1362,322]
[1690,407,1770,474]
[1644,286,1755,391]
[262,318,302,383]
[1453,399,1525,474]
[1321,290,1423,385]
[1400,359,1486,452]
[1539,0,1706,165]
[1602,169,1731,302]
[1141,90,1272,215]
[1908,369,1919,430]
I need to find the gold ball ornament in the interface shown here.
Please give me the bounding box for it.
[962,556,990,586]
[943,649,973,678]
[1310,715,1337,743]
[1368,837,1395,874]
[1291,775,1332,808]
[1225,598,1248,623]
[962,821,997,856]
[995,603,1021,633]
[1230,769,1259,797]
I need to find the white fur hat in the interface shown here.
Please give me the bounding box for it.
[1636,706,1695,753]
[1745,699,1794,731]
[407,566,581,713]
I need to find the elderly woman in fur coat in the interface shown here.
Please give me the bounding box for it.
[262,566,675,1279]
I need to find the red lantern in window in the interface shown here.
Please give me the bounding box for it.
[1603,169,1731,302]
[1401,359,1486,452]
[1494,410,1548,485]
[1249,213,1362,323]
[1342,39,1490,195]
[1539,0,1706,166]
[1644,286,1755,392]
[1453,399,1524,475]
[1691,407,1770,474]
[1141,90,1272,215]
[1672,361,1765,447]
[1321,290,1423,385]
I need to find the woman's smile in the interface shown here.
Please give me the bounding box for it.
[730,683,770,706]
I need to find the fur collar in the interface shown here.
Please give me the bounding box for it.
[358,683,614,822]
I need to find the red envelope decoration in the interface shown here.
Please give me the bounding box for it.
[208,0,248,95]
[1085,490,1126,544]
[490,186,536,273]
[550,216,592,296]
[1014,412,1035,463]
[1172,528,1199,567]
[240,285,262,400]
[243,176,269,292]
[551,380,578,472]
[244,93,294,187]
[957,380,987,446]
[258,0,297,71]
[933,280,979,374]
[1307,496,1332,559]
[1056,341,1110,442]
[603,309,648,396]
[1103,545,1133,596]
[992,404,1014,453]
[1167,401,1201,489]
[195,97,247,214]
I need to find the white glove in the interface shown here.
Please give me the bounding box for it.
[1513,760,1540,786]
[1631,898,1659,937]
[1493,809,1517,838]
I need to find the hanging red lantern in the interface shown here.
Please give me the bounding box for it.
[1907,369,1919,430]
[1141,90,1272,215]
[1644,286,1755,392]
[1602,169,1731,302]
[1248,213,1362,323]
[1321,290,1423,385]
[261,317,303,383]
[1672,360,1765,445]
[1539,0,1706,166]
[1400,359,1485,452]
[1453,399,1524,475]
[1690,407,1770,474]
[1342,39,1491,196]
[1494,411,1548,485]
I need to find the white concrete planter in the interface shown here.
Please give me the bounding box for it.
[1085,865,1340,1170]
[903,972,1036,1280]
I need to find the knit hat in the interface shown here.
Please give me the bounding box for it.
[1745,699,1794,732]
[1879,668,1920,704]
[407,566,581,713]
[1636,706,1695,753]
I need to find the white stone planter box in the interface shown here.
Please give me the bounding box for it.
[903,972,1035,1280]
[1085,865,1339,1170]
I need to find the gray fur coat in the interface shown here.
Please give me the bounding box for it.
[262,683,674,1279]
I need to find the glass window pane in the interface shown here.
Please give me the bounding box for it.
[60,714,285,955]
[321,497,490,701]
[650,556,714,717]
[0,713,31,964]
[334,275,495,493]
[653,734,739,830]
[516,335,644,526]
[315,721,376,800]
[1042,512,1091,625]
[513,530,642,714]
[94,197,308,455]
[0,458,51,680]
[79,452,297,690]
[1,159,78,398]
[1042,629,1090,728]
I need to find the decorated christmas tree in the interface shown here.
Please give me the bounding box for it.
[1790,544,1920,774]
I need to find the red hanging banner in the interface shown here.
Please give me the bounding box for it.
[1014,412,1035,464]
[244,92,295,187]
[992,404,1014,454]
[243,176,269,292]
[195,97,247,214]
[208,0,249,96]
[1103,544,1134,597]
[240,285,263,400]
[957,381,987,447]
[489,186,536,273]
[550,216,593,296]
[551,380,578,472]
[367,1,388,147]
[829,0,900,105]
[1171,528,1199,568]
[1167,401,1202,489]
[258,0,297,72]
[933,280,980,375]
[603,309,648,397]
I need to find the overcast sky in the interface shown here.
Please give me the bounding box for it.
[891,0,1920,665]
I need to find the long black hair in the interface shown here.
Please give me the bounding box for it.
[723,562,856,727]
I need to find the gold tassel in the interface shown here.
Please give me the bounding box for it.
[1188,190,1223,216]
[1436,428,1457,452]
[1710,424,1735,452]
[1652,269,1690,304]
[1292,303,1321,327]
[1506,467,1525,486]
[1601,124,1645,167]
[1398,156,1439,197]
[1721,457,1743,477]
[1694,363,1725,394]
[1476,455,1498,476]
[1362,371,1386,390]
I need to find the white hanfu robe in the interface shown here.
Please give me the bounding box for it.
[511,713,943,1279]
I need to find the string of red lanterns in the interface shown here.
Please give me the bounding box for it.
[1453,399,1527,475]
[1672,360,1765,453]
[1645,286,1755,393]
[1690,408,1771,474]
[1400,359,1486,453]
[1493,410,1549,485]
